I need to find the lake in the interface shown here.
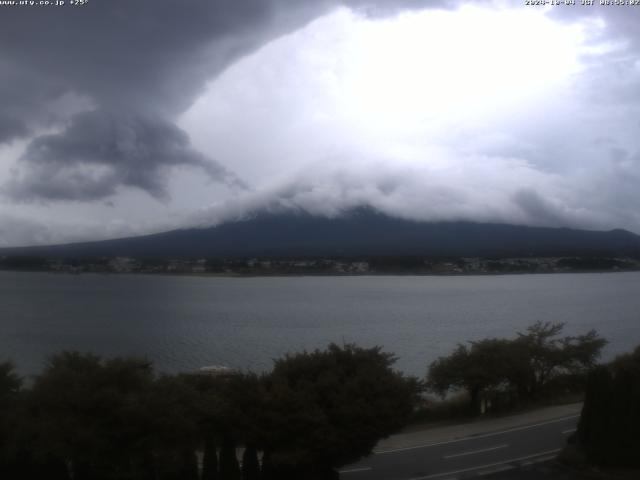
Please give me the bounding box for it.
[1,271,639,377]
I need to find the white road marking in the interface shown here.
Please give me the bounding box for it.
[478,465,513,476]
[443,444,508,459]
[376,415,580,454]
[339,466,373,474]
[561,428,577,435]
[409,448,562,480]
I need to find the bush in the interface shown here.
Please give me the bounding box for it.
[576,346,640,467]
[0,344,421,479]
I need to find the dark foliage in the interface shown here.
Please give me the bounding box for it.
[577,346,640,467]
[0,343,426,478]
[260,343,421,474]
[0,362,23,479]
[241,445,261,480]
[427,322,606,413]
[202,435,219,480]
[219,436,241,480]
[0,255,47,270]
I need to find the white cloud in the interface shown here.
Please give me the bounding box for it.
[181,4,640,233]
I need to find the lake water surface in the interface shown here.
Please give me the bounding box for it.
[1,271,639,376]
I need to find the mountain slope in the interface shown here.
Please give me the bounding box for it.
[2,210,640,259]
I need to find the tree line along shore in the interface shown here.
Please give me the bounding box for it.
[1,322,638,479]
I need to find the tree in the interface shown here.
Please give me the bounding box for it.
[27,352,157,480]
[514,322,606,399]
[0,362,23,477]
[576,346,640,467]
[427,323,608,413]
[260,343,420,479]
[241,445,260,480]
[183,371,265,480]
[202,434,219,480]
[177,448,199,480]
[0,359,68,480]
[427,339,515,414]
[3,345,420,479]
[219,435,241,480]
[142,374,201,480]
[514,322,565,397]
[0,361,21,399]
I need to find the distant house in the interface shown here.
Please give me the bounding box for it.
[108,257,138,273]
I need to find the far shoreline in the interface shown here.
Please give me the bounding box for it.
[1,268,639,279]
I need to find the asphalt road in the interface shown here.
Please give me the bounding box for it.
[339,414,579,480]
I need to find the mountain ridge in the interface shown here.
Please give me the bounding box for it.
[2,209,640,259]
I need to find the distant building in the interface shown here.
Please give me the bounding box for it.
[109,257,138,273]
[350,261,370,273]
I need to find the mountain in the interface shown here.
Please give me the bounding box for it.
[2,209,640,259]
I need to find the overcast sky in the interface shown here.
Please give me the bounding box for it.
[1,0,640,246]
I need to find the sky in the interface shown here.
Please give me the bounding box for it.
[1,0,640,247]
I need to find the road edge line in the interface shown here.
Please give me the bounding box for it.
[408,448,562,480]
[376,415,579,454]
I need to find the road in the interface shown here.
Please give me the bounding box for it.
[339,414,579,480]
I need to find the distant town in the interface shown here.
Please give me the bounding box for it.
[1,254,639,275]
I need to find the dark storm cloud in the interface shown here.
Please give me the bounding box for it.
[0,0,445,202]
[1,1,312,117]
[0,59,68,142]
[1,0,322,200]
[5,110,244,202]
[511,189,568,228]
[0,115,28,144]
